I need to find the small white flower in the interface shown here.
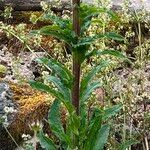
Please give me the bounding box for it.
[29,120,43,131]
[4,106,17,114]
[40,1,49,11]
[22,134,32,141]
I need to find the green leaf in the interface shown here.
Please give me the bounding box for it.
[119,140,139,150]
[74,32,124,48]
[74,35,104,48]
[46,75,71,101]
[98,50,126,58]
[48,99,71,145]
[107,10,120,22]
[48,99,64,133]
[38,130,57,150]
[80,80,101,102]
[84,112,103,149]
[92,124,110,150]
[79,4,103,20]
[105,32,124,41]
[79,4,107,34]
[103,105,122,120]
[86,49,129,63]
[42,13,71,29]
[73,33,123,49]
[80,4,119,34]
[67,112,80,136]
[80,60,109,94]
[29,80,63,99]
[39,25,73,45]
[36,57,73,87]
[80,12,99,34]
[29,81,73,113]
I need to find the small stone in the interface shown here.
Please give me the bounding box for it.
[0,82,16,124]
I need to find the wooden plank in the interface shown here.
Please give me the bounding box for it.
[0,0,71,12]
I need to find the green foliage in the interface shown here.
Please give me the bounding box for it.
[30,54,123,149]
[92,124,110,150]
[29,3,131,150]
[42,13,71,29]
[118,140,139,150]
[29,80,73,113]
[31,3,125,65]
[48,99,71,145]
[79,4,119,34]
[102,105,122,120]
[36,57,73,88]
[38,130,56,150]
[80,60,109,103]
[0,1,148,149]
[30,56,123,149]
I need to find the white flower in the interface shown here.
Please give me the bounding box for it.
[4,106,17,114]
[40,1,49,11]
[29,120,43,131]
[22,134,32,141]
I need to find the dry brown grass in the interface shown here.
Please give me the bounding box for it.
[6,82,53,146]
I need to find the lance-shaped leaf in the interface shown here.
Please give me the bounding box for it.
[38,130,57,150]
[86,49,130,63]
[74,32,124,48]
[102,105,122,120]
[30,80,63,99]
[42,13,71,29]
[92,124,110,150]
[48,99,71,145]
[79,4,120,34]
[80,5,106,33]
[46,75,71,101]
[66,112,80,136]
[36,57,73,88]
[80,80,101,102]
[40,25,73,45]
[105,32,124,41]
[84,111,103,149]
[80,5,119,34]
[107,10,120,22]
[73,34,104,48]
[79,4,103,20]
[80,60,109,94]
[29,81,73,113]
[80,12,100,34]
[118,140,139,150]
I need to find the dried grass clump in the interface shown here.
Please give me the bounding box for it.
[2,82,53,149]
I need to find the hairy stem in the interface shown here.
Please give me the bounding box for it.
[72,53,81,115]
[72,0,80,115]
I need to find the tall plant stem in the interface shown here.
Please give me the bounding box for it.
[138,21,142,67]
[72,52,81,115]
[72,0,80,115]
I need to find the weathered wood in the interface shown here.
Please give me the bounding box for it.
[0,0,41,11]
[0,0,71,12]
[0,0,149,12]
